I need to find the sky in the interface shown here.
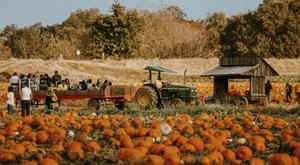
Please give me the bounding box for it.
[0,0,263,29]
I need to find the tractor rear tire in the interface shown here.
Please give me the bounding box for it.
[170,98,185,108]
[88,99,100,110]
[135,86,158,110]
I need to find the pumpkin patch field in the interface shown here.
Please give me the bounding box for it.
[0,82,299,164]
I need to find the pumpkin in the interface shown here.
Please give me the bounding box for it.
[52,142,65,152]
[222,149,236,163]
[182,154,194,164]
[146,155,165,165]
[180,143,196,153]
[163,153,181,165]
[21,160,38,165]
[103,129,114,138]
[13,144,26,156]
[0,152,16,163]
[39,158,59,165]
[293,128,300,138]
[84,141,101,153]
[120,135,134,148]
[208,151,224,164]
[199,156,210,165]
[249,158,265,165]
[269,153,293,165]
[235,146,253,160]
[186,137,204,152]
[36,131,48,144]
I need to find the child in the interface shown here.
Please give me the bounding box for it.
[45,90,52,114]
[7,86,14,115]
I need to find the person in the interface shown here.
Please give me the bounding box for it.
[44,89,58,114]
[286,83,293,102]
[96,79,102,89]
[52,71,62,87]
[296,82,300,102]
[40,75,46,85]
[20,83,33,117]
[101,80,108,90]
[79,80,87,90]
[31,74,39,91]
[39,80,48,90]
[10,72,19,87]
[57,80,68,91]
[265,80,273,104]
[87,79,93,90]
[90,84,97,90]
[44,74,52,86]
[65,79,71,89]
[7,86,14,115]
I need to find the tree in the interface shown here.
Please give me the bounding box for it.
[93,3,144,57]
[56,8,101,59]
[165,6,187,20]
[137,8,211,58]
[200,12,228,55]
[221,0,300,58]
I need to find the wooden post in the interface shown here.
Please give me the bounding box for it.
[149,71,152,84]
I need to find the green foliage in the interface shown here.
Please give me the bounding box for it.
[221,0,300,58]
[200,12,228,56]
[92,3,144,57]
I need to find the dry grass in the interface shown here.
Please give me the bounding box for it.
[0,57,299,83]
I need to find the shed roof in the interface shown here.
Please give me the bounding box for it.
[201,65,259,76]
[143,66,177,73]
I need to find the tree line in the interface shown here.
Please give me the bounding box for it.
[0,0,299,59]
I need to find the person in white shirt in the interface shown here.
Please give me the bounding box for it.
[19,83,33,117]
[10,72,19,87]
[7,86,14,115]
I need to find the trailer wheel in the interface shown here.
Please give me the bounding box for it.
[170,98,185,108]
[135,86,158,110]
[88,99,100,110]
[115,102,125,110]
[235,96,248,107]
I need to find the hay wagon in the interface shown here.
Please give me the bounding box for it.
[201,56,279,106]
[14,85,136,110]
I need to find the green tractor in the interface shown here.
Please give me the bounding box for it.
[135,66,199,109]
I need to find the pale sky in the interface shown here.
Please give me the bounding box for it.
[0,0,263,29]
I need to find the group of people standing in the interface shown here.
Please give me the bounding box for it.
[7,82,33,117]
[265,80,300,104]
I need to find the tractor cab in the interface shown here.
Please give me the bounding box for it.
[135,66,199,109]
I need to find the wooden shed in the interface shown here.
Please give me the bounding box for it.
[201,56,279,102]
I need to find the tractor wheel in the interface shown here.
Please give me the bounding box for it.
[170,98,185,108]
[88,99,100,110]
[135,86,158,110]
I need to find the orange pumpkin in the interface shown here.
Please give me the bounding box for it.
[0,152,16,163]
[249,158,265,165]
[84,141,101,153]
[21,160,38,165]
[120,135,134,148]
[36,131,48,144]
[269,153,293,165]
[180,143,196,153]
[235,146,253,160]
[163,153,180,165]
[187,137,204,152]
[146,155,165,165]
[39,158,59,165]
